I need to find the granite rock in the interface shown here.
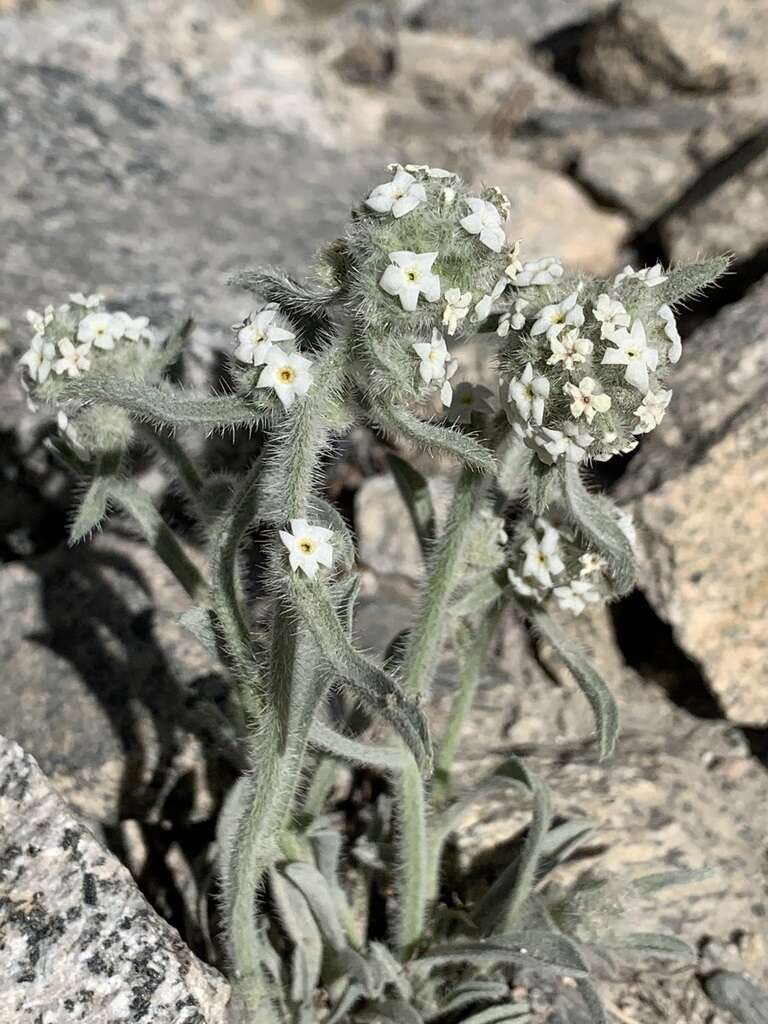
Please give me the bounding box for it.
[0,735,230,1023]
[0,534,238,825]
[663,145,768,266]
[616,282,768,725]
[405,0,615,43]
[477,156,629,274]
[580,0,768,104]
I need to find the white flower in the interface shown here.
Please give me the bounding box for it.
[601,319,658,393]
[509,256,564,287]
[531,290,584,341]
[562,421,595,462]
[441,186,456,208]
[509,298,529,331]
[54,338,91,378]
[442,288,472,336]
[112,311,152,342]
[19,334,56,383]
[507,363,549,426]
[536,422,594,465]
[522,527,565,588]
[579,552,606,576]
[658,304,682,363]
[379,251,441,312]
[438,359,459,408]
[402,163,455,179]
[593,294,630,338]
[460,198,506,252]
[547,328,593,370]
[77,311,123,350]
[614,264,667,288]
[564,377,611,424]
[553,579,601,615]
[278,518,334,579]
[413,328,451,385]
[256,348,313,409]
[234,307,295,365]
[365,168,427,219]
[472,278,507,324]
[507,570,541,600]
[632,388,672,434]
[504,241,523,280]
[25,307,54,334]
[448,382,493,424]
[68,292,103,309]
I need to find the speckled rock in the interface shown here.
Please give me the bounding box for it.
[476,156,629,275]
[580,0,768,103]
[663,146,768,266]
[355,474,453,580]
[0,735,230,1023]
[0,534,239,825]
[617,282,768,725]
[404,0,614,43]
[576,135,695,223]
[0,0,387,352]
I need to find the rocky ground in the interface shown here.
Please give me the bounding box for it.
[1,0,767,1021]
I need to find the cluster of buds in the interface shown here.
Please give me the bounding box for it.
[498,264,682,465]
[339,163,521,411]
[506,504,636,615]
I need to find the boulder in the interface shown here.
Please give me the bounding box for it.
[580,0,768,104]
[0,534,239,825]
[0,735,230,1023]
[663,147,768,266]
[477,156,629,275]
[404,0,615,43]
[616,281,768,726]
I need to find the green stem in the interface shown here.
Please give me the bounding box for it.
[432,602,504,808]
[140,422,205,509]
[106,479,206,599]
[395,758,429,958]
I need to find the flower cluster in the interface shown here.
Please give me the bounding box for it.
[343,163,522,409]
[18,294,154,393]
[506,506,636,615]
[231,304,312,410]
[498,264,681,464]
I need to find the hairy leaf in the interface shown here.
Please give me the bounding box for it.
[562,462,635,596]
[531,611,619,760]
[229,268,338,350]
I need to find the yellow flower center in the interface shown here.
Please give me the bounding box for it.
[298,539,315,555]
[277,366,295,384]
[405,268,420,283]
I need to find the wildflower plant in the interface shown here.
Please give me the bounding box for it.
[18,163,729,1024]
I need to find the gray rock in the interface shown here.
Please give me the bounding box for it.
[0,734,230,1023]
[0,0,387,352]
[576,135,695,223]
[663,146,768,266]
[405,0,614,43]
[0,534,238,825]
[580,0,768,104]
[616,282,768,725]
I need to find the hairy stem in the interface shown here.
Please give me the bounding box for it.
[106,479,206,599]
[395,758,429,958]
[432,602,505,808]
